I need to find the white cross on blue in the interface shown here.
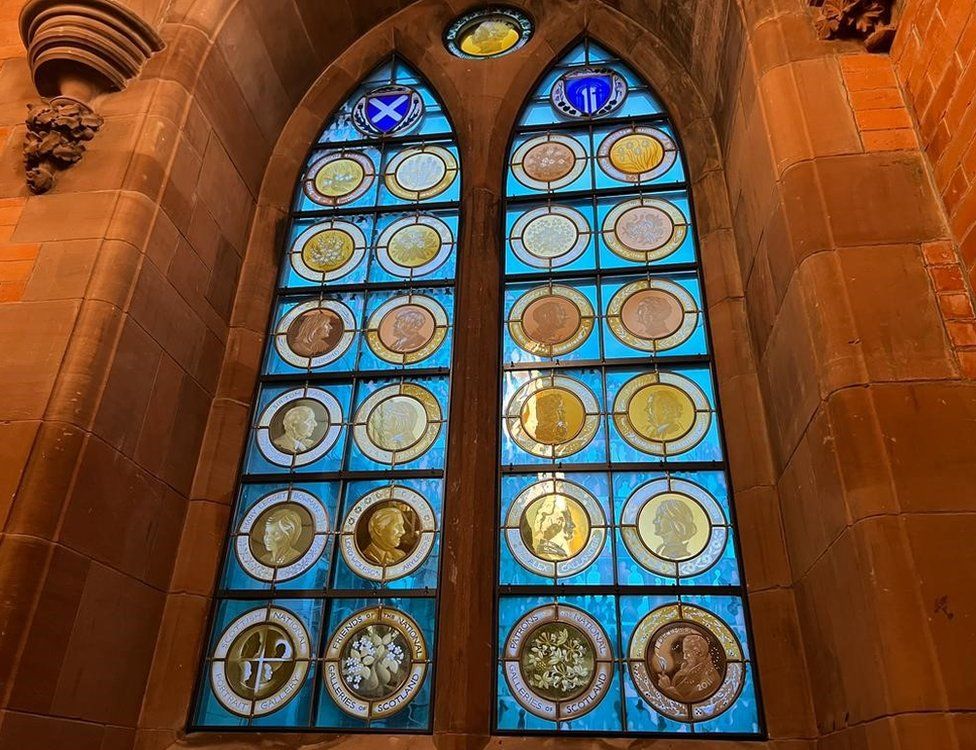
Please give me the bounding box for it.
[368,94,410,132]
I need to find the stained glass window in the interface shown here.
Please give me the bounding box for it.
[495,40,763,736]
[192,59,458,732]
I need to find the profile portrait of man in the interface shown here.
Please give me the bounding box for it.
[526,298,572,345]
[527,495,578,561]
[532,391,569,444]
[272,403,321,455]
[651,496,698,560]
[654,631,721,703]
[369,398,422,450]
[641,387,686,441]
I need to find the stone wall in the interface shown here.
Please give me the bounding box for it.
[0,1,970,750]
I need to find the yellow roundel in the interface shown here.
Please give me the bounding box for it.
[314,158,365,198]
[609,134,665,175]
[302,228,355,272]
[387,224,442,268]
[627,383,696,443]
[459,19,521,57]
[520,387,586,445]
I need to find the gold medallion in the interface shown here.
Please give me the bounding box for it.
[210,606,311,717]
[628,603,746,723]
[503,604,613,721]
[612,372,711,457]
[376,215,453,278]
[388,224,440,267]
[234,489,330,583]
[520,387,586,445]
[304,151,375,206]
[459,18,521,56]
[302,228,354,272]
[290,220,367,283]
[354,383,442,464]
[367,395,429,452]
[598,126,677,183]
[637,492,711,562]
[323,606,429,719]
[366,294,449,365]
[603,198,688,263]
[506,375,600,459]
[315,158,364,198]
[520,493,590,562]
[340,485,437,582]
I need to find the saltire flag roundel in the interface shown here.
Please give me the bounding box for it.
[353,84,424,137]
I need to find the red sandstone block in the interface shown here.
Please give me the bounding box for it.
[855,107,914,131]
[930,264,966,291]
[958,349,976,378]
[849,87,904,111]
[862,129,919,152]
[943,166,970,213]
[923,240,957,266]
[0,260,34,283]
[947,321,976,347]
[0,280,26,303]
[0,244,39,262]
[842,54,899,90]
[0,204,23,226]
[938,292,976,319]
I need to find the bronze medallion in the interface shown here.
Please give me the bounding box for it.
[248,501,315,568]
[286,309,345,359]
[340,622,413,700]
[267,398,332,456]
[519,621,596,701]
[648,620,728,704]
[520,387,586,445]
[620,289,684,340]
[627,383,697,443]
[518,493,590,563]
[522,141,576,183]
[225,622,299,701]
[354,500,422,568]
[615,205,675,252]
[522,294,581,347]
[378,304,436,354]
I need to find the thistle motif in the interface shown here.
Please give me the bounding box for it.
[23,97,103,194]
[810,0,898,52]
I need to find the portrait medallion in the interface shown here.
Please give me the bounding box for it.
[354,382,443,465]
[511,134,587,191]
[510,205,590,269]
[628,603,745,722]
[290,220,367,283]
[323,605,429,719]
[366,294,449,365]
[256,388,343,467]
[507,284,594,358]
[598,126,678,183]
[602,198,689,263]
[550,67,627,119]
[606,279,700,352]
[384,145,458,201]
[612,372,712,457]
[504,477,607,578]
[503,604,613,721]
[303,151,375,206]
[210,606,311,717]
[620,478,729,579]
[340,485,437,582]
[505,374,600,459]
[352,84,424,138]
[445,7,532,59]
[275,299,357,369]
[376,215,454,278]
[233,489,330,583]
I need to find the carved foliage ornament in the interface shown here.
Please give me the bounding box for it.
[810,0,898,52]
[19,0,163,193]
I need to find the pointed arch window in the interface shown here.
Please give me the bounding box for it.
[192,59,458,731]
[494,40,762,736]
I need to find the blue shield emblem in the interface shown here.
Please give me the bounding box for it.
[565,73,614,115]
[366,92,412,133]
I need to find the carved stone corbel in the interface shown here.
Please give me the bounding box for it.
[19,0,164,193]
[809,0,899,53]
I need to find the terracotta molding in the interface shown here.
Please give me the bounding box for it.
[809,0,898,52]
[18,0,164,192]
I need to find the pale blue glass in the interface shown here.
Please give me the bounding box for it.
[367,210,459,284]
[279,215,375,290]
[314,596,436,730]
[357,287,455,371]
[596,191,697,271]
[501,281,601,365]
[504,198,597,276]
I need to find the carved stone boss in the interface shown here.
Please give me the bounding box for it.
[19,0,164,193]
[809,0,899,52]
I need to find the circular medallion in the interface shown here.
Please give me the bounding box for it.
[210,606,311,717]
[352,85,424,138]
[340,485,437,582]
[504,477,607,578]
[511,134,587,191]
[234,489,330,583]
[551,67,627,119]
[275,299,356,368]
[376,215,454,278]
[445,7,532,59]
[304,151,375,206]
[503,604,613,720]
[606,279,700,352]
[505,375,600,459]
[612,372,712,457]
[256,388,343,467]
[510,205,590,269]
[628,603,745,722]
[603,198,689,263]
[598,126,678,183]
[620,478,729,578]
[508,284,594,358]
[354,383,442,465]
[324,606,429,720]
[384,145,458,201]
[290,220,367,283]
[366,294,449,364]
